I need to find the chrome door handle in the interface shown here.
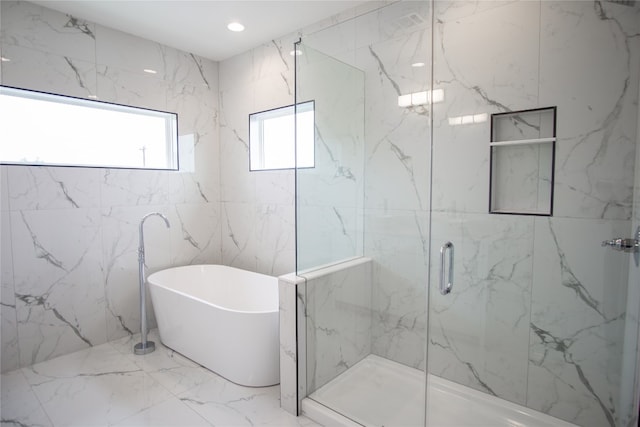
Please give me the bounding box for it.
[601,238,639,253]
[439,241,454,295]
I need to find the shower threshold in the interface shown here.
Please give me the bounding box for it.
[303,355,577,427]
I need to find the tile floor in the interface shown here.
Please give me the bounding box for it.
[0,330,320,427]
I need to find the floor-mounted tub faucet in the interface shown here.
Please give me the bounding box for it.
[134,212,170,355]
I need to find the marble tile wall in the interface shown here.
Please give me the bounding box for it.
[217,36,297,277]
[301,0,432,372]
[0,1,220,371]
[295,43,366,271]
[301,258,372,394]
[2,3,639,427]
[430,2,640,427]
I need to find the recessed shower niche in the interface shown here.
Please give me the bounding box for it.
[489,106,557,216]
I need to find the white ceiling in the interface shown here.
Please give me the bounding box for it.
[31,1,366,62]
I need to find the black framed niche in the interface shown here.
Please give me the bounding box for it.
[489,106,557,216]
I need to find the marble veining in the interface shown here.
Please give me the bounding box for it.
[547,221,605,319]
[1,330,317,427]
[63,15,95,40]
[1,0,221,370]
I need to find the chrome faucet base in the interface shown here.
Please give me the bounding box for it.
[134,340,156,355]
[135,212,170,356]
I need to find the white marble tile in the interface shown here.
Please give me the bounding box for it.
[7,166,102,211]
[109,330,218,396]
[428,212,535,406]
[1,304,19,374]
[539,0,640,220]
[100,168,170,207]
[295,45,365,211]
[279,274,303,415]
[179,376,293,427]
[527,217,631,427]
[296,205,362,272]
[112,396,213,427]
[278,277,298,414]
[354,0,430,52]
[303,258,372,393]
[1,203,19,373]
[1,167,9,212]
[1,368,52,426]
[356,19,432,212]
[434,1,512,24]
[255,203,295,276]
[166,82,219,203]
[220,200,292,277]
[367,209,429,370]
[252,37,295,91]
[220,199,293,277]
[169,203,221,266]
[11,208,107,367]
[160,48,216,89]
[0,0,222,370]
[254,170,295,206]
[302,17,357,61]
[1,43,97,98]
[220,201,258,272]
[96,64,168,110]
[1,0,96,62]
[218,85,256,204]
[431,1,541,214]
[3,334,320,426]
[94,24,166,79]
[22,343,173,426]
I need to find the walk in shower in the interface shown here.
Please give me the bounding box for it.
[294,1,640,426]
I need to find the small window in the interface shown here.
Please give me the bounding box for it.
[249,101,315,171]
[0,85,178,170]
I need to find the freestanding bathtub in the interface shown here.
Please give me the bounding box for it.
[147,264,279,387]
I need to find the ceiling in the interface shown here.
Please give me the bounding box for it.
[31,1,366,62]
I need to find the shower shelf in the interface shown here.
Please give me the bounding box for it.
[489,106,557,216]
[489,137,556,147]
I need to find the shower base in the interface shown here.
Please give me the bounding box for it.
[303,355,577,427]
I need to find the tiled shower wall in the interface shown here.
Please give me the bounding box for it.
[428,2,640,427]
[0,1,221,372]
[267,2,640,427]
[2,2,640,427]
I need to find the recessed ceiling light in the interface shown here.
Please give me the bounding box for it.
[289,50,303,56]
[227,22,245,32]
[411,62,426,68]
[1,56,10,62]
[143,68,157,74]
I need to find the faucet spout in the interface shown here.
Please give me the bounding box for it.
[135,212,170,356]
[139,212,170,253]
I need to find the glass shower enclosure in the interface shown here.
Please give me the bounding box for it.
[294,1,640,427]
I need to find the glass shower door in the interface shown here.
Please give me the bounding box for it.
[295,0,433,423]
[294,40,371,423]
[427,1,640,426]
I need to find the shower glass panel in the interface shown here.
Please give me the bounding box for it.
[295,1,432,426]
[428,1,640,427]
[294,43,365,273]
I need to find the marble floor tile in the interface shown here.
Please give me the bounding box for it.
[179,376,313,427]
[1,369,53,427]
[1,329,320,427]
[110,330,219,395]
[111,396,212,427]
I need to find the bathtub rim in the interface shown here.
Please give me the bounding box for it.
[147,264,279,315]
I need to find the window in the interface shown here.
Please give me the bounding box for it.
[249,101,315,171]
[0,85,178,170]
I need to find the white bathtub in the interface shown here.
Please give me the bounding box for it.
[147,264,279,387]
